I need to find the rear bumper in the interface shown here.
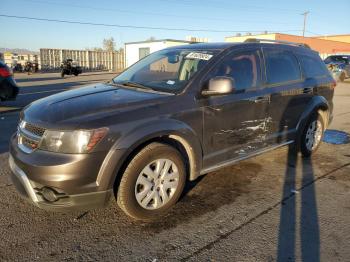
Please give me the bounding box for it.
[9,155,112,212]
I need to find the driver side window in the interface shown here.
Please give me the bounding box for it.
[207,49,262,92]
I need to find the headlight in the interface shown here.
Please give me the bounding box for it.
[39,127,108,153]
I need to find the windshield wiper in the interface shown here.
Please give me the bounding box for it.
[119,81,151,90]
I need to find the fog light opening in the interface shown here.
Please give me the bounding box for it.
[41,187,59,203]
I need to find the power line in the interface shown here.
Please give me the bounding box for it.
[151,0,304,13]
[20,0,295,25]
[0,14,302,33]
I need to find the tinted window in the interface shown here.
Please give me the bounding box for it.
[299,55,328,77]
[264,50,301,84]
[208,50,261,91]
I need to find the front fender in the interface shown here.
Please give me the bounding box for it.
[96,119,203,191]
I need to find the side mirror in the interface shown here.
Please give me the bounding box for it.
[202,76,235,96]
[168,55,180,64]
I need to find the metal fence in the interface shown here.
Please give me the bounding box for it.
[40,48,124,72]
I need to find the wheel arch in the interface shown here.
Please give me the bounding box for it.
[96,120,203,193]
[296,95,330,138]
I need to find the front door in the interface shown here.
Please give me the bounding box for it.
[201,48,270,169]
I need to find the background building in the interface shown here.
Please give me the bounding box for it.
[3,52,39,68]
[225,33,350,58]
[124,39,194,68]
[314,34,350,44]
[39,48,124,71]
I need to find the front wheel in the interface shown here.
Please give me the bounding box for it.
[116,142,186,220]
[300,112,324,157]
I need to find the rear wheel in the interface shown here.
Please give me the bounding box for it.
[116,142,186,220]
[300,112,324,157]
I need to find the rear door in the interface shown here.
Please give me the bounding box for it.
[201,47,270,169]
[262,48,313,145]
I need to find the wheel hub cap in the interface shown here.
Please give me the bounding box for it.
[135,159,179,210]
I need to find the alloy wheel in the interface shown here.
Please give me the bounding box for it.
[305,120,323,151]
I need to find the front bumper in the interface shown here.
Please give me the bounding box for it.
[9,155,112,212]
[8,134,115,212]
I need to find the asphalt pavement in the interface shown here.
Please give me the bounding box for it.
[0,73,349,261]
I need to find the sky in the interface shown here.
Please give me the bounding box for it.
[1,0,349,51]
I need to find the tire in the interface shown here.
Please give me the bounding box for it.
[61,71,65,78]
[300,112,325,157]
[116,142,186,220]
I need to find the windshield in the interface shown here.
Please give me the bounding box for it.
[113,49,219,93]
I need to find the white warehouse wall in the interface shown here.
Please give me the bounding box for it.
[125,40,191,68]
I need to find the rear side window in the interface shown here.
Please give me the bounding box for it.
[299,55,328,77]
[264,50,301,85]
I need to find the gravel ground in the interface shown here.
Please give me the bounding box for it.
[0,74,349,261]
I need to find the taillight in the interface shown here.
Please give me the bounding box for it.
[0,67,12,77]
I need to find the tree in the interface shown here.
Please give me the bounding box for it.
[103,37,116,51]
[92,47,103,51]
[146,36,156,41]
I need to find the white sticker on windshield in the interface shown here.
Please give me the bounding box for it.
[167,80,175,85]
[185,52,213,60]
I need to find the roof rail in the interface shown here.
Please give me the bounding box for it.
[244,38,311,49]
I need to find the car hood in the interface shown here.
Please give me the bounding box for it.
[22,83,172,128]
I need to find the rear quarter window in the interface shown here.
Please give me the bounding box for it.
[264,49,301,85]
[299,55,328,78]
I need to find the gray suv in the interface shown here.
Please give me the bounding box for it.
[9,39,335,220]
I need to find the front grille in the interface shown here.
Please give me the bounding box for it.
[17,121,46,153]
[23,122,46,137]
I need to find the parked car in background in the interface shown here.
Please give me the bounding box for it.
[0,61,19,101]
[60,59,82,77]
[324,55,350,82]
[9,40,335,221]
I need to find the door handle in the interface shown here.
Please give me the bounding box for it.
[303,87,313,94]
[253,96,270,103]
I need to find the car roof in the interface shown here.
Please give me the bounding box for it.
[166,42,239,51]
[166,42,314,53]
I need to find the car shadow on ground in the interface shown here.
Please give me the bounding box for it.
[276,145,320,261]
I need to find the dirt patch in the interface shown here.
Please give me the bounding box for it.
[140,162,262,232]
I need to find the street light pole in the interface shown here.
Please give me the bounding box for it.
[302,11,310,37]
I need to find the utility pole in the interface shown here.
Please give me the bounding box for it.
[301,11,310,37]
